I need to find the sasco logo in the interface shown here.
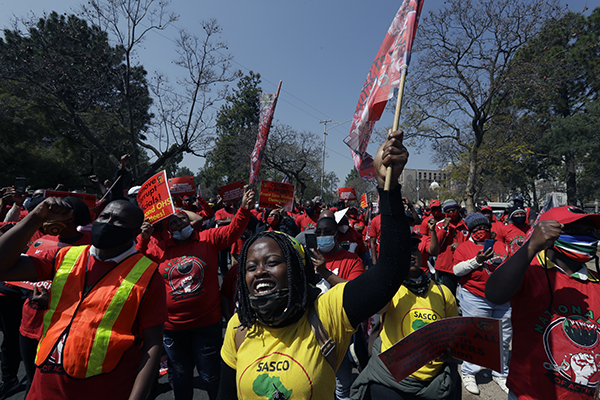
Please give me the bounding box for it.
[256,360,291,372]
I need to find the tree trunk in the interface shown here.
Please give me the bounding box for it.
[565,152,577,206]
[464,145,479,214]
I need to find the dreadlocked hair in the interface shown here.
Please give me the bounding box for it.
[236,231,314,329]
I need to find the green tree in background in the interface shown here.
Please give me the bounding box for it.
[506,8,600,205]
[0,12,152,190]
[201,71,261,191]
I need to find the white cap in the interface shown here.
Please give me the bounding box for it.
[127,186,141,196]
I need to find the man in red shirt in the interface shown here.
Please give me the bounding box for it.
[417,199,444,235]
[487,206,600,400]
[294,200,320,232]
[496,208,532,256]
[136,187,255,400]
[0,198,166,400]
[434,199,469,295]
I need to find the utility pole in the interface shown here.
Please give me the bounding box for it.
[319,119,331,199]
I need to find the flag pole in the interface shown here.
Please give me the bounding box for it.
[384,66,408,191]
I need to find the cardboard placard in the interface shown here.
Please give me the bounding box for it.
[168,176,196,197]
[44,190,97,210]
[137,171,175,223]
[379,317,502,382]
[216,180,246,203]
[259,180,295,212]
[338,187,357,201]
[4,280,52,291]
[360,193,368,209]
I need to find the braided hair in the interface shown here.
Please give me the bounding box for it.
[236,231,316,329]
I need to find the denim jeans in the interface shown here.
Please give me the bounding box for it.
[458,286,512,378]
[163,322,222,400]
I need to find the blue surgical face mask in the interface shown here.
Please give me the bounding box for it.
[172,225,194,241]
[317,235,336,253]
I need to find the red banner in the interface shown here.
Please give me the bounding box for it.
[249,81,282,184]
[344,0,424,157]
[379,317,502,382]
[259,180,295,212]
[137,171,174,224]
[4,280,52,291]
[338,187,357,201]
[44,190,97,210]
[351,150,376,180]
[360,193,368,209]
[168,176,196,197]
[216,180,246,203]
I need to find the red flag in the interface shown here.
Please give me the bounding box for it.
[249,81,282,184]
[351,150,376,180]
[344,0,424,157]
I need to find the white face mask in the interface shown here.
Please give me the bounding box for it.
[172,225,194,241]
[338,225,349,234]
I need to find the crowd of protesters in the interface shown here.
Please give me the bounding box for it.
[0,132,599,400]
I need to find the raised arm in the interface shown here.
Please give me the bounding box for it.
[485,220,561,304]
[343,130,411,328]
[0,198,73,281]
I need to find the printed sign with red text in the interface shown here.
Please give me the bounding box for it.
[137,171,174,223]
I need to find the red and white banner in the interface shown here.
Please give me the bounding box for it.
[249,81,282,184]
[216,180,246,203]
[338,187,357,201]
[351,150,376,181]
[168,176,196,197]
[344,0,424,158]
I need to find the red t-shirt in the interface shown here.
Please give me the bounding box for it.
[368,214,381,256]
[26,247,166,400]
[509,256,600,399]
[295,213,318,232]
[434,219,469,273]
[137,208,250,331]
[452,239,509,298]
[496,223,532,256]
[323,249,365,281]
[215,207,234,224]
[337,227,367,255]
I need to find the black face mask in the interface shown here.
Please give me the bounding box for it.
[91,222,135,249]
[512,216,526,225]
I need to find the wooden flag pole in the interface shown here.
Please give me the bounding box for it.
[384,67,408,191]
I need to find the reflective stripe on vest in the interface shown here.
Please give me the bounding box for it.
[85,255,153,377]
[39,245,87,345]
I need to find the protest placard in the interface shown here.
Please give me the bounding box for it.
[4,280,52,291]
[259,181,295,212]
[137,171,174,223]
[379,317,502,382]
[44,190,97,210]
[338,187,357,201]
[168,176,196,197]
[360,193,368,208]
[216,180,246,203]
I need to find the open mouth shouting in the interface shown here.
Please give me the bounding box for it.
[254,280,277,294]
[245,237,290,296]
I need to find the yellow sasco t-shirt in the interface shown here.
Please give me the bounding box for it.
[221,283,355,400]
[380,281,457,381]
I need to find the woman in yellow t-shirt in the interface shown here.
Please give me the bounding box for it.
[217,130,412,400]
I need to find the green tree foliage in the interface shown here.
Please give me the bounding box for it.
[0,12,152,190]
[506,8,600,205]
[401,0,561,212]
[200,71,261,191]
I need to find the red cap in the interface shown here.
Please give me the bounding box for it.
[539,206,600,228]
[481,206,493,212]
[430,200,441,208]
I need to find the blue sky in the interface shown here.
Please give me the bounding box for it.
[0,0,594,186]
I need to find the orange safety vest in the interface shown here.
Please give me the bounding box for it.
[35,245,157,378]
